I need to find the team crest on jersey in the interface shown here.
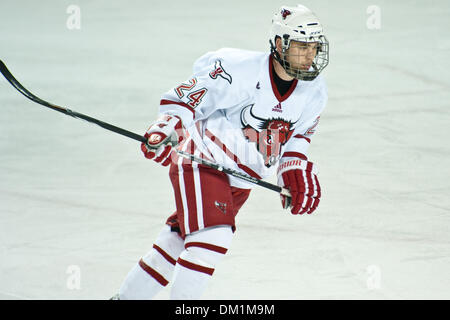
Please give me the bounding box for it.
[209,60,232,84]
[240,104,296,167]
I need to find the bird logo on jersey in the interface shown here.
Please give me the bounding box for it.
[209,60,232,84]
[240,104,296,167]
[305,116,320,136]
[281,9,292,19]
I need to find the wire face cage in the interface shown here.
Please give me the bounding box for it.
[271,35,329,81]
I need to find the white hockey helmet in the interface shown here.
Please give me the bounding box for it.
[270,4,329,81]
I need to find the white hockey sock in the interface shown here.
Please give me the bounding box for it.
[119,225,184,300]
[170,226,233,300]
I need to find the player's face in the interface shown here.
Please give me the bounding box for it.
[285,41,318,71]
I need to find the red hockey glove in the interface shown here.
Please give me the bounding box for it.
[277,158,321,215]
[140,115,185,166]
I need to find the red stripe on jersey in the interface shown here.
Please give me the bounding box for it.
[293,134,311,143]
[193,142,215,163]
[185,242,228,254]
[177,258,214,276]
[205,130,238,162]
[282,152,308,160]
[138,258,169,286]
[160,99,195,118]
[152,244,177,266]
[195,121,202,133]
[237,164,261,179]
[179,126,215,163]
[204,129,262,180]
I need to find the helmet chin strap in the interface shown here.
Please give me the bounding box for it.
[269,39,295,79]
[269,39,284,66]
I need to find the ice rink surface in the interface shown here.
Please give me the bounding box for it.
[0,0,449,300]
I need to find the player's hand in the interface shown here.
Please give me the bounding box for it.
[277,159,321,214]
[141,115,185,166]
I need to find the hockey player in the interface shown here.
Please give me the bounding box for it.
[116,4,329,299]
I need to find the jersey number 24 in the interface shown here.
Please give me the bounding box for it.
[174,78,208,108]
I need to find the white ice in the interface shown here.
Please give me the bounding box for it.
[0,0,449,300]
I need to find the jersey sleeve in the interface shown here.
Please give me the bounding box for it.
[158,50,246,129]
[281,80,328,161]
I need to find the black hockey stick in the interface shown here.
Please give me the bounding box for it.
[177,150,290,197]
[0,60,146,144]
[0,60,290,198]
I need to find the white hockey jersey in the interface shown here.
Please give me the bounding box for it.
[159,48,327,189]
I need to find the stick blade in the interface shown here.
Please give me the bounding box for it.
[0,59,63,110]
